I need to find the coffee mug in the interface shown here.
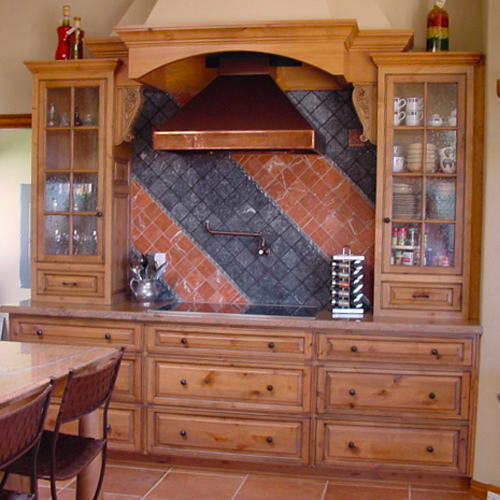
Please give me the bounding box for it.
[406,110,423,126]
[393,145,405,156]
[440,158,456,173]
[407,97,424,111]
[394,97,406,112]
[439,146,455,159]
[394,111,406,126]
[393,156,406,172]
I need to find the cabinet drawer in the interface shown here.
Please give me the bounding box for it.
[381,282,462,312]
[46,403,143,452]
[318,334,473,366]
[36,270,104,298]
[10,316,141,350]
[316,420,467,472]
[113,356,142,403]
[147,324,312,359]
[148,409,309,463]
[148,358,311,412]
[317,368,469,418]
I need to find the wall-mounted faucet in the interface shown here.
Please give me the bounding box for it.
[204,221,270,256]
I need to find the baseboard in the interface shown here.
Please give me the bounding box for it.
[471,480,500,499]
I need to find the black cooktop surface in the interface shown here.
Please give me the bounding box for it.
[153,302,321,318]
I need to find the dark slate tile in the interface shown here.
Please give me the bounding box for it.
[148,179,170,200]
[282,226,302,246]
[170,202,190,221]
[182,213,201,233]
[192,202,212,222]
[182,190,202,211]
[270,217,291,235]
[159,191,180,211]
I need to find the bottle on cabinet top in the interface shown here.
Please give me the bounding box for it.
[426,0,449,52]
[69,17,84,59]
[55,5,71,60]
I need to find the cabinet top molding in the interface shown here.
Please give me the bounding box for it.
[86,20,414,88]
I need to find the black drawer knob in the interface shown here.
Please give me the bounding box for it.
[180,379,187,386]
[105,334,111,340]
[431,349,439,356]
[383,217,391,224]
[349,389,356,396]
[180,430,187,437]
[106,424,111,431]
[267,385,274,392]
[268,342,275,349]
[429,393,436,400]
[266,437,273,443]
[36,329,43,336]
[427,446,434,453]
[96,211,103,217]
[351,346,358,352]
[348,442,355,449]
[181,338,188,344]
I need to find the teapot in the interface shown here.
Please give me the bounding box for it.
[427,114,443,126]
[130,278,161,303]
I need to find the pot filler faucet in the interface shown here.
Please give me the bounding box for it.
[204,221,270,256]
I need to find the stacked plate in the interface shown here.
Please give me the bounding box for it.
[406,143,437,173]
[393,182,421,219]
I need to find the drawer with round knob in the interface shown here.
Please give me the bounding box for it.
[315,420,468,473]
[146,324,312,359]
[317,368,470,418]
[10,315,141,350]
[147,409,309,463]
[148,358,311,412]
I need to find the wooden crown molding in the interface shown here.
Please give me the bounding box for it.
[0,114,32,129]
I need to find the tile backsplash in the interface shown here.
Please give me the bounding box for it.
[131,89,376,308]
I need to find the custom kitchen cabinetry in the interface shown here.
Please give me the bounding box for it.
[25,60,133,305]
[372,53,484,319]
[8,314,144,452]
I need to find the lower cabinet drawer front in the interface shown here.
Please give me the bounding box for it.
[381,282,462,312]
[147,325,311,359]
[149,358,310,411]
[318,369,469,418]
[37,270,104,298]
[46,403,142,452]
[148,409,309,463]
[316,421,467,472]
[113,356,142,403]
[318,335,473,366]
[107,405,143,452]
[10,316,141,349]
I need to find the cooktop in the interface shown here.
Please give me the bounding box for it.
[152,302,321,318]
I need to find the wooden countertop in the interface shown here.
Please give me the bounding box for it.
[1,300,482,336]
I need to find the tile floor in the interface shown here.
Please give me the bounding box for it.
[37,463,479,500]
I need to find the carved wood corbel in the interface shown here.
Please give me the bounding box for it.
[352,83,377,145]
[114,86,144,145]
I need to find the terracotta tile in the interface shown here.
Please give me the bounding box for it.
[299,167,321,188]
[324,483,408,500]
[411,490,477,500]
[101,465,167,496]
[197,280,217,301]
[146,472,245,500]
[288,202,311,226]
[236,475,326,500]
[197,257,217,277]
[311,225,331,248]
[103,493,142,500]
[266,180,287,199]
[287,180,308,200]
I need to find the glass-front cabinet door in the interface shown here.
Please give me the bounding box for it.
[39,81,104,262]
[383,75,465,274]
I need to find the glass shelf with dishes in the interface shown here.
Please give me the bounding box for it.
[42,84,101,258]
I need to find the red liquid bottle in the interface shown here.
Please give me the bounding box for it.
[55,5,71,60]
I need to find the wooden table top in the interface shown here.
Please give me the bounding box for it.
[0,341,118,407]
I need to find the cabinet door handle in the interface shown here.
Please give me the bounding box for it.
[351,346,358,353]
[180,430,187,437]
[267,385,274,392]
[36,329,43,336]
[268,342,275,349]
[427,446,434,453]
[348,441,355,449]
[266,437,273,443]
[106,424,111,431]
[349,389,356,396]
[429,392,436,400]
[413,293,430,299]
[104,334,111,340]
[383,217,391,224]
[180,379,187,386]
[431,349,439,356]
[96,211,103,217]
[181,338,188,345]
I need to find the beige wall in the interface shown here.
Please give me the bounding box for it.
[1,0,498,486]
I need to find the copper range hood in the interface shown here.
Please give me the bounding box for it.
[153,55,322,153]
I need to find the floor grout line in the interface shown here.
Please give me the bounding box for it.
[138,468,172,500]
[230,473,249,500]
[320,480,329,500]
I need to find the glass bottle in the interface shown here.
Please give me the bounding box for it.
[74,106,82,126]
[55,5,71,60]
[426,0,449,52]
[69,17,84,60]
